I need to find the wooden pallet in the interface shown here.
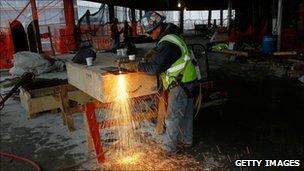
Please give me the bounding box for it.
[19,84,95,131]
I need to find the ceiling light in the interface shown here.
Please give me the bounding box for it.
[177,2,181,8]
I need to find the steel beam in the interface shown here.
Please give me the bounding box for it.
[29,0,42,53]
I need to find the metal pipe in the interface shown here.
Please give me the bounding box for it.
[227,0,232,27]
[277,0,283,51]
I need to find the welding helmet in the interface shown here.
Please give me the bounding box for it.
[141,11,166,34]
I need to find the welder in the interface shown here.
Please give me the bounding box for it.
[125,11,197,153]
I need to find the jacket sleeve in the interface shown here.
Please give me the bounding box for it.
[138,41,182,75]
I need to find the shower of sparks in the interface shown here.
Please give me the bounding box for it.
[98,74,203,170]
[111,74,138,154]
[118,152,143,165]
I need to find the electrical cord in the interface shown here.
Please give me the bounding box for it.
[0,151,41,171]
[194,85,202,118]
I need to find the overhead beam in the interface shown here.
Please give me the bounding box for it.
[85,0,230,11]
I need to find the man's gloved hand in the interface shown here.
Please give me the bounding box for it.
[120,62,139,72]
[143,49,156,61]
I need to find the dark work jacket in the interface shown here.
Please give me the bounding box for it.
[138,23,182,76]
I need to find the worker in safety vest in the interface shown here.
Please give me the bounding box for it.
[139,11,197,153]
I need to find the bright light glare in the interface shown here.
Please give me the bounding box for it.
[177,2,181,8]
[112,74,138,153]
[116,75,129,100]
[118,153,142,165]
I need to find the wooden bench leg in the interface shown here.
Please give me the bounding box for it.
[66,115,75,131]
[58,85,75,131]
[155,92,167,135]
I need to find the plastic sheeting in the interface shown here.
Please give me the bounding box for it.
[9,51,65,76]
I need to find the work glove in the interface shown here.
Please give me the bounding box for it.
[120,62,139,72]
[143,49,156,61]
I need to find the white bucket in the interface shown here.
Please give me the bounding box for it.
[128,54,135,60]
[86,57,93,66]
[117,49,122,56]
[121,48,128,56]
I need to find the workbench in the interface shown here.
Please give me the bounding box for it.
[66,54,165,163]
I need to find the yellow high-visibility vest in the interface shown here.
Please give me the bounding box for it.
[158,34,197,89]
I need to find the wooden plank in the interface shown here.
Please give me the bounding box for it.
[28,84,77,98]
[19,87,61,118]
[221,49,249,57]
[273,51,297,56]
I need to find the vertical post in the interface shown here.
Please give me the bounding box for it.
[208,10,212,27]
[63,0,76,50]
[227,0,232,27]
[63,0,75,32]
[58,85,75,131]
[109,4,115,23]
[179,10,184,33]
[140,10,143,19]
[131,8,136,21]
[48,26,55,56]
[220,9,223,26]
[30,0,42,53]
[213,19,217,27]
[131,8,137,35]
[277,0,283,51]
[63,0,75,30]
[85,102,105,163]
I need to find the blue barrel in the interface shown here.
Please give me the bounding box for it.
[261,35,277,54]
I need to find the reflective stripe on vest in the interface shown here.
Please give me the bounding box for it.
[158,34,197,89]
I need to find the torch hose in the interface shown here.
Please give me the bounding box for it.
[0,151,41,171]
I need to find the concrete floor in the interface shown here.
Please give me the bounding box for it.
[0,98,89,170]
